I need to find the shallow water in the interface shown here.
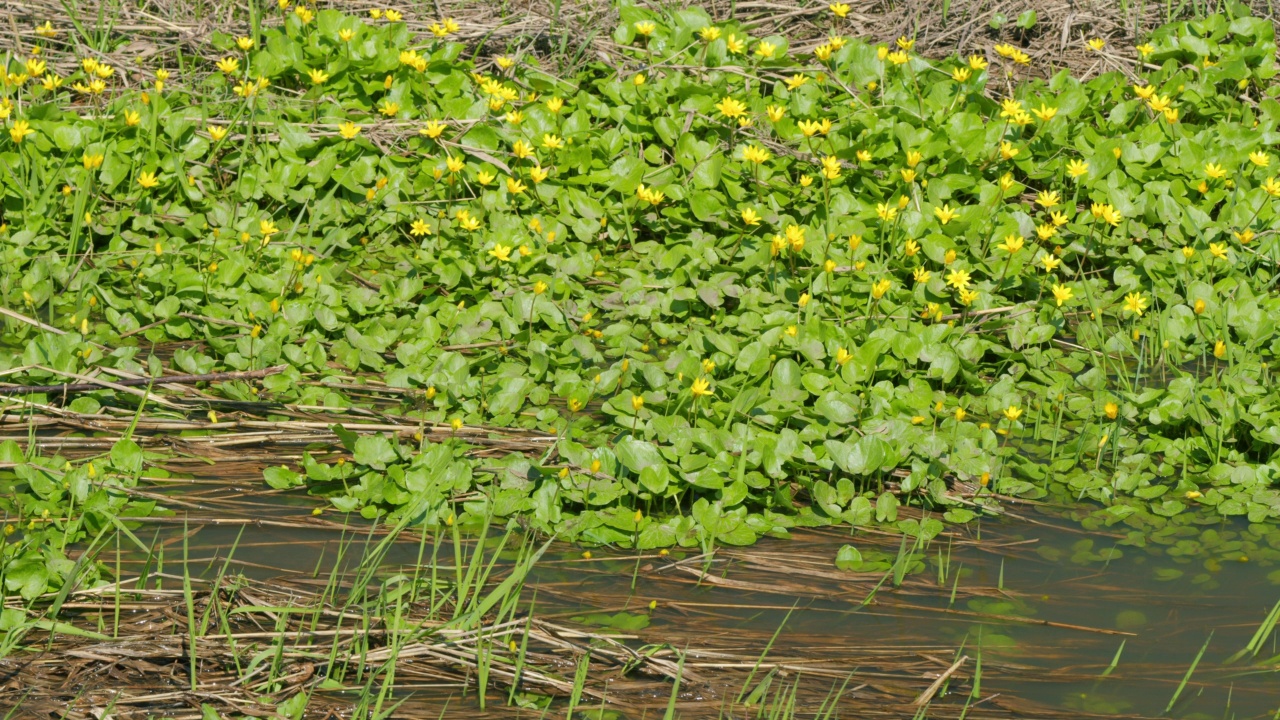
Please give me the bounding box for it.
[139,483,1280,719]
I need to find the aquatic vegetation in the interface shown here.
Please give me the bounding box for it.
[3,3,1280,594]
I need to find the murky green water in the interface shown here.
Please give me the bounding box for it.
[149,484,1280,718]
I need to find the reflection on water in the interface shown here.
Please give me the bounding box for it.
[140,484,1280,718]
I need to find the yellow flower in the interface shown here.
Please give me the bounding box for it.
[1051,283,1073,306]
[1214,340,1226,358]
[690,377,713,398]
[699,26,722,42]
[506,177,527,194]
[998,172,1016,191]
[933,204,958,225]
[410,219,432,236]
[848,235,862,251]
[82,152,104,169]
[1040,254,1061,273]
[339,28,355,42]
[25,59,46,77]
[968,55,988,70]
[1032,104,1057,121]
[634,21,656,36]
[541,133,564,150]
[1249,151,1270,168]
[1066,159,1089,179]
[742,145,771,164]
[902,170,917,184]
[798,292,810,308]
[533,280,548,295]
[1089,202,1120,225]
[1050,210,1069,227]
[1204,162,1226,180]
[741,207,762,226]
[137,170,159,188]
[632,73,645,87]
[418,120,447,140]
[913,267,931,284]
[236,36,255,51]
[386,10,403,22]
[829,2,850,17]
[726,34,746,54]
[529,165,549,183]
[477,170,495,185]
[871,278,891,299]
[631,395,645,412]
[876,203,897,221]
[1147,95,1171,113]
[8,120,34,143]
[338,122,361,140]
[999,141,1019,160]
[489,244,512,262]
[754,41,777,59]
[1163,108,1179,124]
[1036,223,1057,241]
[446,155,465,173]
[822,156,841,180]
[835,348,852,366]
[1003,405,1023,422]
[766,105,786,122]
[1087,38,1105,52]
[785,74,807,90]
[945,268,970,291]
[814,44,834,62]
[951,66,972,82]
[1034,190,1060,208]
[35,21,57,38]
[1235,229,1255,244]
[856,149,872,163]
[1194,298,1206,314]
[216,57,240,74]
[785,224,806,252]
[797,118,832,137]
[1209,242,1229,260]
[1133,84,1156,100]
[943,249,956,264]
[380,101,400,117]
[887,50,909,65]
[1137,43,1154,57]
[716,96,747,119]
[458,214,481,232]
[512,139,534,159]
[904,238,919,256]
[307,68,329,85]
[998,234,1025,254]
[1123,292,1148,316]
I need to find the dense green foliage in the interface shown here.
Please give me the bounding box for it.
[6,1,1280,598]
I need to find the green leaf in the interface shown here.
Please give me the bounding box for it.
[353,435,398,470]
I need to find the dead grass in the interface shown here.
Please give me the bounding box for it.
[2,0,1273,86]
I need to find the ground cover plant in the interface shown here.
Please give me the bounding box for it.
[4,0,1280,608]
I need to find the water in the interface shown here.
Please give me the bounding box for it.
[132,483,1280,718]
